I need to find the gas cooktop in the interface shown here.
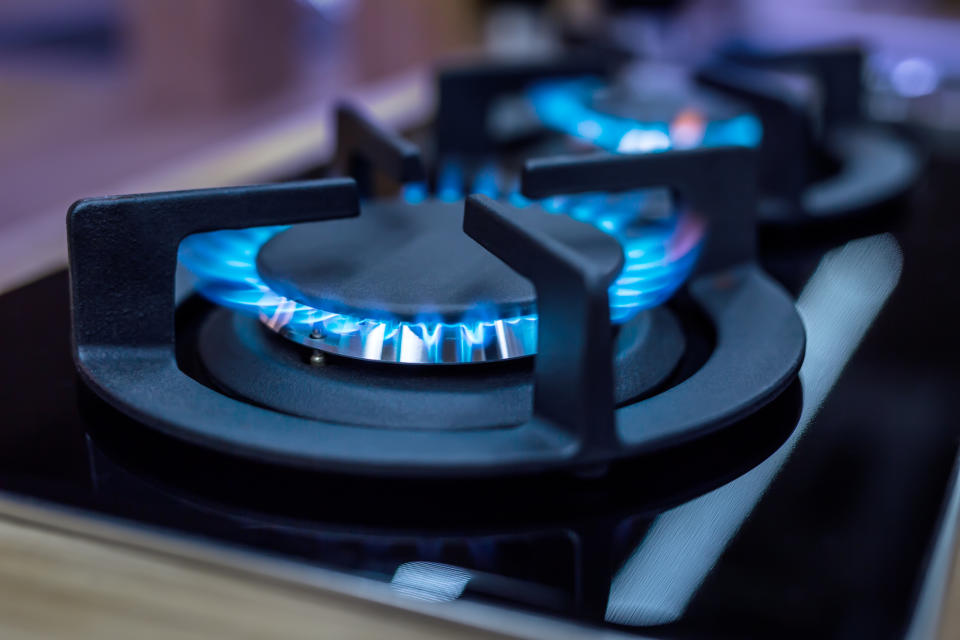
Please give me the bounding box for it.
[1,45,958,638]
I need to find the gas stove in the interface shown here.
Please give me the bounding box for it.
[1,42,959,638]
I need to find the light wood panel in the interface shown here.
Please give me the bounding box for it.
[940,559,960,640]
[0,513,508,640]
[936,475,960,640]
[0,496,617,640]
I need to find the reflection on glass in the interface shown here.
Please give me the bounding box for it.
[606,234,903,626]
[390,561,473,603]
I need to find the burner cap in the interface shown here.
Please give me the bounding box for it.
[592,68,745,125]
[528,73,760,153]
[257,199,623,322]
[254,198,624,363]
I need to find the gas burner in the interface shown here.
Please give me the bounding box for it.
[178,107,703,365]
[526,64,761,153]
[698,43,923,224]
[434,56,760,158]
[255,199,623,362]
[68,106,803,475]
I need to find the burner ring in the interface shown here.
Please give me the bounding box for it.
[192,303,687,430]
[801,124,920,220]
[528,76,762,153]
[255,198,622,363]
[179,195,705,364]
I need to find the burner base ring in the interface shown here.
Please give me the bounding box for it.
[761,123,921,225]
[194,304,685,430]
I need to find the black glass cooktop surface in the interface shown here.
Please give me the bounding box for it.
[1,156,959,638]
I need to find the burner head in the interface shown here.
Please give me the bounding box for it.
[257,199,621,323]
[180,194,705,365]
[528,70,761,153]
[594,64,746,124]
[255,199,622,363]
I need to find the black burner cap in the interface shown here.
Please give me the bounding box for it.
[591,63,745,124]
[256,198,624,322]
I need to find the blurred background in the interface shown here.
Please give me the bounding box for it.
[1,0,959,285]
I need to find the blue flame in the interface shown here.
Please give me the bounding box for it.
[401,181,428,204]
[179,224,536,363]
[529,187,704,323]
[179,159,703,363]
[527,77,762,152]
[436,159,464,202]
